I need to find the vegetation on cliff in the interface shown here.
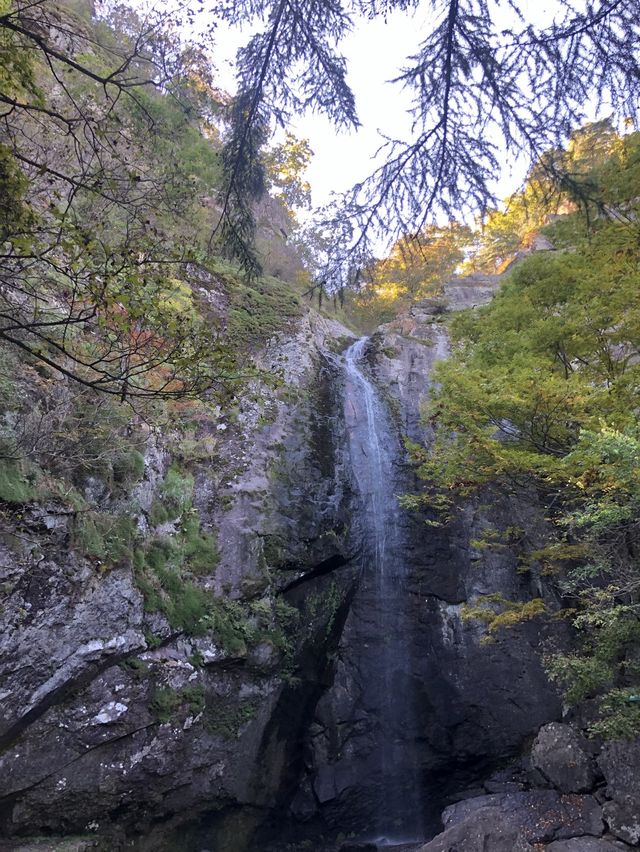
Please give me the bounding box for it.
[408,127,640,738]
[2,0,640,754]
[0,0,311,665]
[0,0,310,402]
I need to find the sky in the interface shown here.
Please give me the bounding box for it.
[213,7,427,209]
[209,2,566,213]
[134,0,601,226]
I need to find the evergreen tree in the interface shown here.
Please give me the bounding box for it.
[215,0,640,277]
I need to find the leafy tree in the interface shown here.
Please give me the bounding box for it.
[468,120,622,272]
[0,0,240,399]
[214,0,640,279]
[264,131,313,218]
[373,223,471,297]
[347,221,471,328]
[406,133,640,736]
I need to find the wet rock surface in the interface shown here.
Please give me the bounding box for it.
[418,724,640,850]
[3,274,637,852]
[420,790,604,851]
[300,279,564,837]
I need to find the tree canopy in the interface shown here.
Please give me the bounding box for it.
[343,221,471,329]
[406,129,640,737]
[0,0,241,399]
[215,0,640,281]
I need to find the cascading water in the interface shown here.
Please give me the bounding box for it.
[342,337,425,844]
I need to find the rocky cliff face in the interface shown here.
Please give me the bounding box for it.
[1,273,610,852]
[0,310,360,851]
[292,278,564,843]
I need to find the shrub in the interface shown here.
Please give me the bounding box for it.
[0,460,34,503]
[112,449,145,486]
[74,512,137,566]
[182,514,219,574]
[161,465,194,517]
[150,687,180,723]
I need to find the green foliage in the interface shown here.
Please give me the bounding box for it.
[470,525,525,553]
[589,690,640,740]
[74,513,137,567]
[204,697,259,738]
[0,461,35,503]
[518,541,591,576]
[461,595,547,644]
[161,466,195,517]
[120,657,150,680]
[0,143,34,240]
[148,500,170,527]
[144,537,181,573]
[547,594,640,733]
[181,514,219,574]
[143,629,162,649]
[346,223,472,331]
[112,450,145,487]
[406,131,640,737]
[133,459,222,634]
[0,0,244,402]
[181,684,206,715]
[157,568,212,636]
[135,532,213,635]
[150,687,181,723]
[264,132,313,217]
[467,122,640,274]
[208,598,253,655]
[545,653,614,707]
[262,534,285,567]
[226,272,302,346]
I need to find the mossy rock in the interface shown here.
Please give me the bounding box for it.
[182,514,219,574]
[74,512,137,566]
[204,696,259,738]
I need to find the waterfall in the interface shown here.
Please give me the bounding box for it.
[342,337,425,845]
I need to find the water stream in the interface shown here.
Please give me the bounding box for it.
[343,337,425,844]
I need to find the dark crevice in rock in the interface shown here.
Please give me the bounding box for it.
[250,577,360,849]
[279,552,357,594]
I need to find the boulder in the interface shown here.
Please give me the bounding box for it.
[531,723,598,793]
[420,791,604,852]
[545,839,629,851]
[603,799,640,846]
[598,738,640,809]
[338,844,378,852]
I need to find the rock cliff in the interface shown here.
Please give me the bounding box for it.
[293,277,564,843]
[3,272,634,852]
[0,310,358,851]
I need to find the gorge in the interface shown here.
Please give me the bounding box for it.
[0,275,579,851]
[2,4,640,849]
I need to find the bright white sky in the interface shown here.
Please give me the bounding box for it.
[133,0,600,220]
[214,7,427,208]
[210,2,570,212]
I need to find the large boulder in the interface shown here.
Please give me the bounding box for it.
[598,737,640,845]
[531,723,598,793]
[599,738,640,807]
[545,839,629,851]
[603,800,640,846]
[419,791,604,852]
